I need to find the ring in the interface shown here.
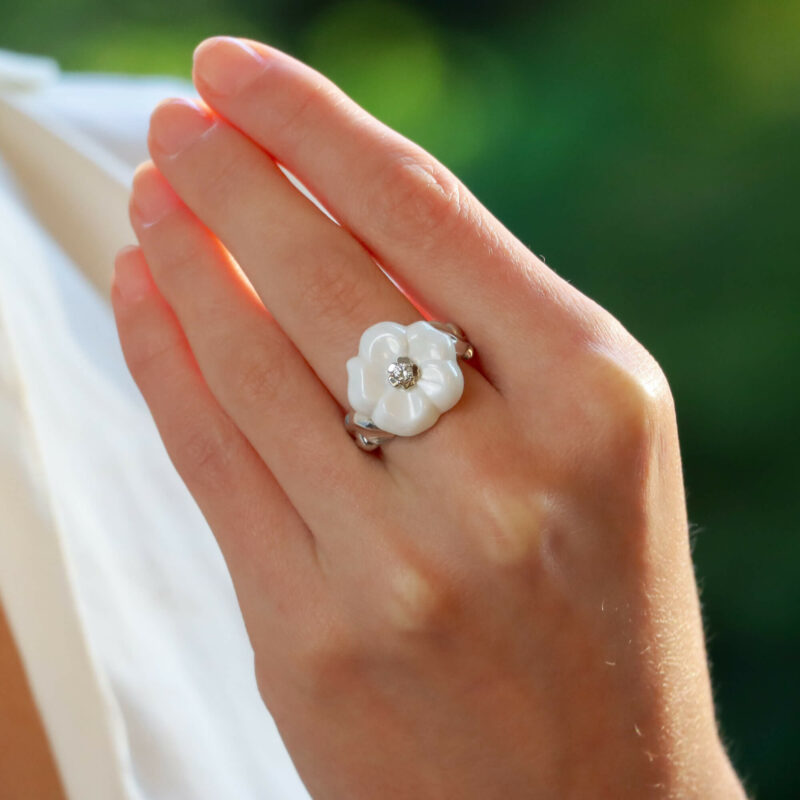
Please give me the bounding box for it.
[344,320,474,451]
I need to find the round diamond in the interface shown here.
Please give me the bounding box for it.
[387,356,420,389]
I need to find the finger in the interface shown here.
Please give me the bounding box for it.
[145,96,424,408]
[128,162,381,532]
[110,244,325,622]
[190,36,568,384]
[144,98,496,460]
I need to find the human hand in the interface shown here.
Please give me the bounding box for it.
[112,36,746,799]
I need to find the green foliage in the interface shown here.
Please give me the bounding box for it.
[2,0,797,795]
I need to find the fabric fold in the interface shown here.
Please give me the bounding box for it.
[0,50,310,800]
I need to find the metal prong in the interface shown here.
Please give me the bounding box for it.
[428,321,474,359]
[345,411,396,451]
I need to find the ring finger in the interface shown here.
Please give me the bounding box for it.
[147,99,422,406]
[145,99,497,462]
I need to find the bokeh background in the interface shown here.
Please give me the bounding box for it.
[2,0,798,796]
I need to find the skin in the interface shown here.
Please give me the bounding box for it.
[0,602,66,800]
[109,36,747,799]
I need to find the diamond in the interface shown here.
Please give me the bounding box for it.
[387,356,420,389]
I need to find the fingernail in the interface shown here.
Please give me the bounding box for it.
[131,163,181,226]
[113,246,150,302]
[149,98,215,157]
[193,36,266,96]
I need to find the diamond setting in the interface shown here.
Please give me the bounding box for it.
[387,356,420,389]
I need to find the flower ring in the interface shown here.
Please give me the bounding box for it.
[344,321,474,451]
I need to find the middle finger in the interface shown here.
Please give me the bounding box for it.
[147,97,423,410]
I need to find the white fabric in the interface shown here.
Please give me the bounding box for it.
[0,49,311,800]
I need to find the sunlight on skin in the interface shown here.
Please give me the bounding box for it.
[108,35,748,800]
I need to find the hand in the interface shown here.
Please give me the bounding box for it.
[112,36,746,799]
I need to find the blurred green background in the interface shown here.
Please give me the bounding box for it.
[2,0,798,796]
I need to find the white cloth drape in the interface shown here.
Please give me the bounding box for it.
[0,49,311,800]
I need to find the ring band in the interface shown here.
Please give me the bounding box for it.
[344,321,474,451]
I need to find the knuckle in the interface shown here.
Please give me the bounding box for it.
[185,128,248,205]
[609,357,670,435]
[381,559,457,635]
[290,619,362,699]
[271,70,339,150]
[229,337,288,409]
[584,341,674,466]
[137,223,206,297]
[172,420,236,492]
[123,328,182,382]
[369,149,465,246]
[302,244,376,329]
[474,487,549,570]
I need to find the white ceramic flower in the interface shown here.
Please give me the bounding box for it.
[346,321,465,437]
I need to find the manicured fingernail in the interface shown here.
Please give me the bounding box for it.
[131,163,181,226]
[149,98,215,157]
[113,246,150,302]
[193,36,266,96]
